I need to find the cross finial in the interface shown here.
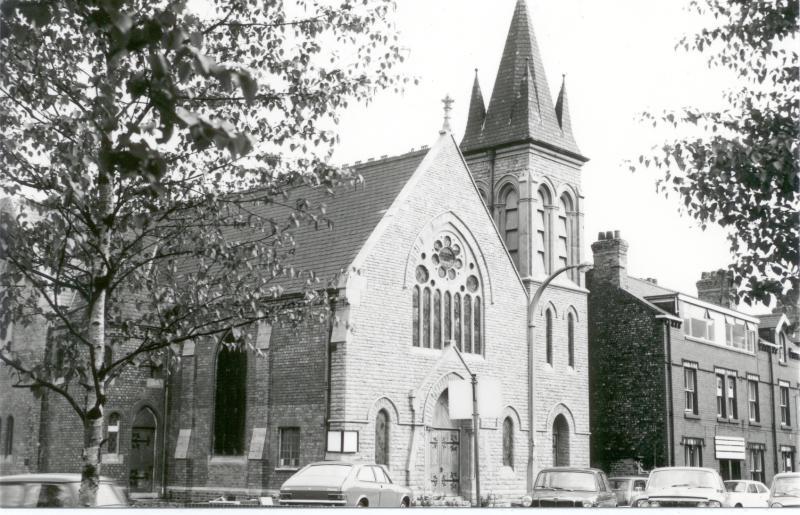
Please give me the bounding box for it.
[440,94,454,134]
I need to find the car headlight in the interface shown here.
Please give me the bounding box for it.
[581,500,597,507]
[706,500,722,508]
[521,495,532,507]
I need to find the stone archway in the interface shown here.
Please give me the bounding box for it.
[552,414,570,467]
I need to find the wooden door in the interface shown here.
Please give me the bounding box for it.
[429,429,460,496]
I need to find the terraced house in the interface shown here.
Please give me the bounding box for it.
[588,231,799,485]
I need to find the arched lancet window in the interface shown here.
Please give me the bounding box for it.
[779,333,787,362]
[553,414,570,466]
[375,409,390,466]
[106,412,121,454]
[557,196,572,269]
[567,313,575,368]
[411,234,484,354]
[502,417,514,468]
[103,345,113,373]
[537,188,552,274]
[4,415,13,456]
[500,186,519,269]
[213,342,247,455]
[545,309,553,365]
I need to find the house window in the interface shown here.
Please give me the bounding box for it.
[779,333,788,363]
[213,343,247,455]
[747,378,760,423]
[411,234,483,354]
[749,444,765,483]
[502,417,514,468]
[684,364,698,414]
[501,187,519,269]
[545,309,553,365]
[683,437,703,467]
[536,188,551,274]
[725,321,746,350]
[279,427,300,468]
[716,371,738,420]
[719,459,742,481]
[780,384,791,426]
[106,413,120,454]
[780,447,795,472]
[3,416,12,456]
[567,313,575,368]
[683,309,715,342]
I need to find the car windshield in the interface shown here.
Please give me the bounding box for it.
[648,470,718,490]
[610,479,630,490]
[284,465,352,487]
[725,481,747,492]
[772,477,800,497]
[535,471,597,492]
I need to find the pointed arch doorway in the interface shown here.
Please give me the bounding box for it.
[429,390,461,497]
[129,407,158,493]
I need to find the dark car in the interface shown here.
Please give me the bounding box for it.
[279,461,412,507]
[634,467,727,508]
[522,467,617,507]
[0,473,128,507]
[609,476,648,507]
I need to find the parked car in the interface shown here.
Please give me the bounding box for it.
[522,467,617,507]
[634,467,728,508]
[609,476,648,507]
[724,480,769,507]
[0,473,128,507]
[769,472,800,508]
[278,461,412,507]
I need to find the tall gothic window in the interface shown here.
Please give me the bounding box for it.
[411,233,483,354]
[501,187,519,268]
[545,309,553,365]
[557,196,569,270]
[106,412,121,454]
[214,342,247,455]
[536,188,552,274]
[567,312,575,368]
[502,417,514,468]
[375,409,390,466]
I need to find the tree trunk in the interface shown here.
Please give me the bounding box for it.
[79,143,112,506]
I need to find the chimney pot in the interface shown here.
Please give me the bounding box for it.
[598,231,605,240]
[614,230,620,239]
[605,230,613,240]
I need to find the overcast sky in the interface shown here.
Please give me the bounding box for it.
[330,0,762,311]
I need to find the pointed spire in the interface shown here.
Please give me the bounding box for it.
[461,0,584,160]
[555,74,580,152]
[460,69,486,149]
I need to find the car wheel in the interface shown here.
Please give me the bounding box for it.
[734,504,743,508]
[357,499,368,508]
[400,498,410,508]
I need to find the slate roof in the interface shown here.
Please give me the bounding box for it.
[229,149,428,294]
[754,313,784,330]
[460,0,584,158]
[461,71,486,150]
[626,276,678,299]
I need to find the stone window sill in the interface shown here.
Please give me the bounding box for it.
[275,467,300,472]
[209,456,247,465]
[779,424,793,431]
[748,420,761,427]
[717,417,739,424]
[684,412,700,420]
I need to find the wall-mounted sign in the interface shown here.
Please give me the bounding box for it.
[174,429,191,459]
[327,430,358,453]
[248,427,267,460]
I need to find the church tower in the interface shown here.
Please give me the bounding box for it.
[461,0,591,471]
[461,0,587,286]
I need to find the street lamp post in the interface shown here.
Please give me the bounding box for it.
[526,263,592,492]
[450,345,481,507]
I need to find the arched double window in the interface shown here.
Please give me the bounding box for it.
[213,342,247,455]
[536,188,552,275]
[502,417,514,468]
[500,186,519,269]
[567,313,575,368]
[412,233,483,354]
[545,309,553,365]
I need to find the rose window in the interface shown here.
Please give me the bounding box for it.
[412,233,483,355]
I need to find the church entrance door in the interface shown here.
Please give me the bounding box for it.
[129,407,157,493]
[429,389,461,497]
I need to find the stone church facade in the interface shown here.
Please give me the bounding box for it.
[1,0,591,504]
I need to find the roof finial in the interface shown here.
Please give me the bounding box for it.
[440,94,454,134]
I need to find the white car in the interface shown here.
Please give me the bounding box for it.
[769,472,800,508]
[724,480,769,507]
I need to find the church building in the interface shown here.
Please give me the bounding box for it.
[0,0,591,505]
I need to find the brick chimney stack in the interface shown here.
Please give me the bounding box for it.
[696,269,736,309]
[590,230,629,289]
